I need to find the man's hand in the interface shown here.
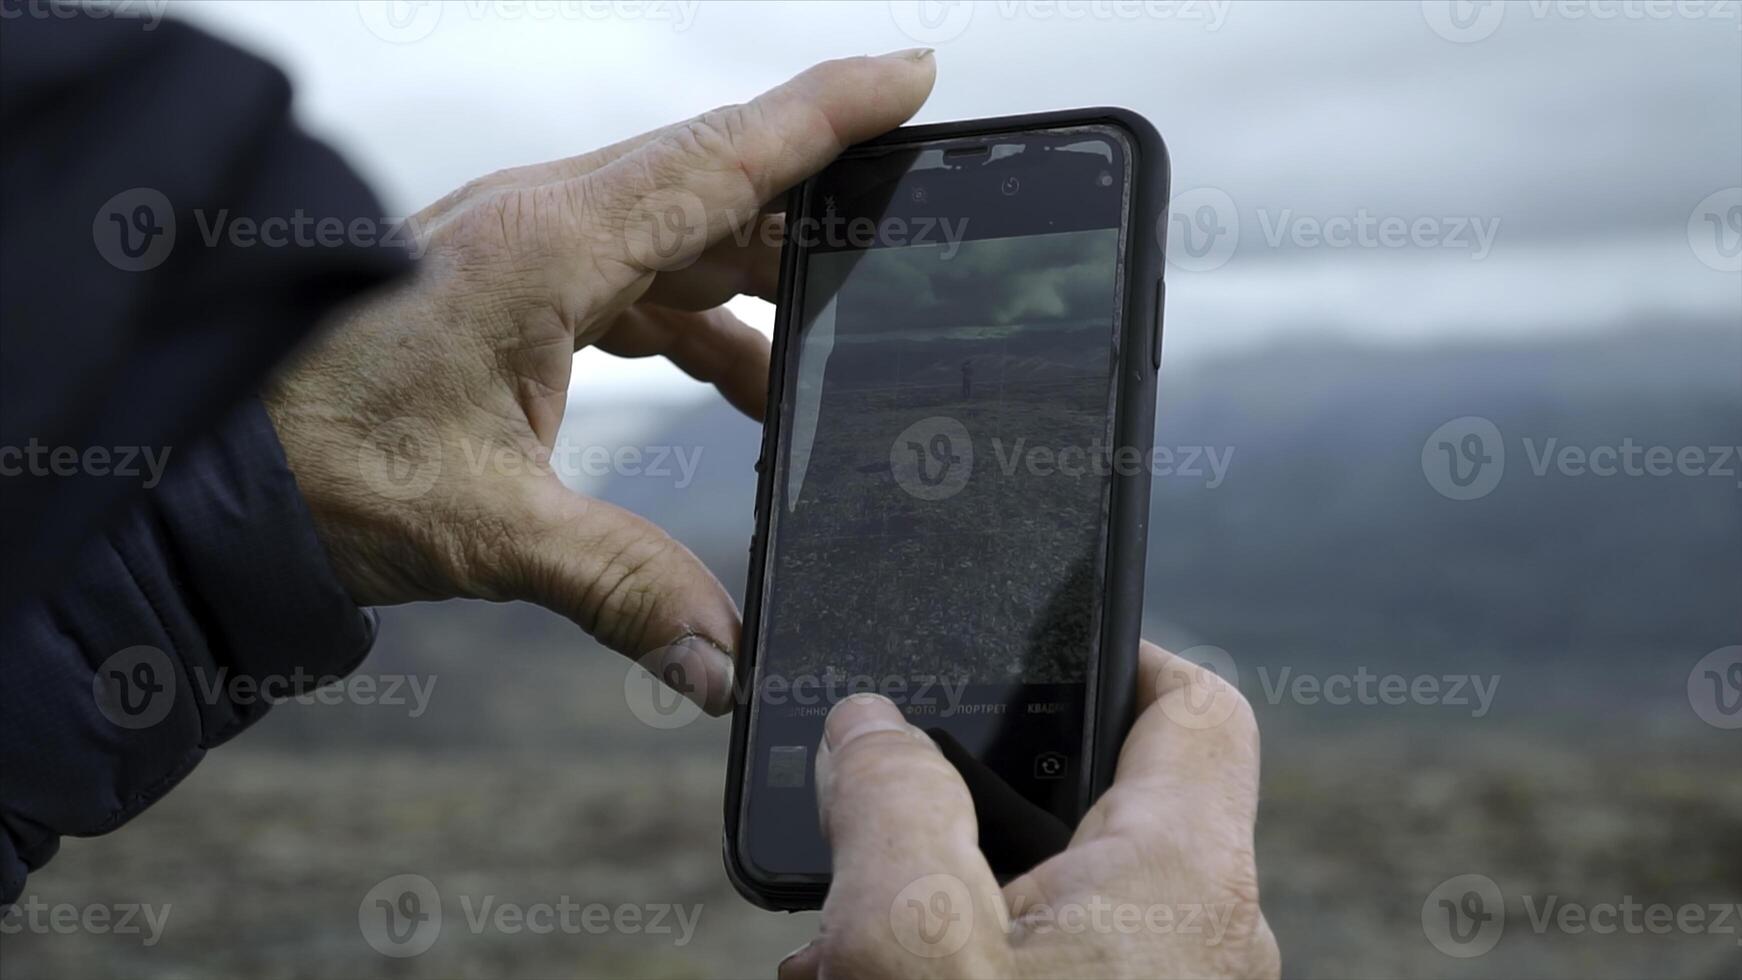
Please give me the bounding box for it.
[781,641,1281,980]
[263,51,937,713]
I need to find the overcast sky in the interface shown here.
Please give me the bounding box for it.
[171,0,1741,401]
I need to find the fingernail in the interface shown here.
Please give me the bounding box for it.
[814,695,911,838]
[648,633,736,716]
[823,692,908,751]
[882,47,935,62]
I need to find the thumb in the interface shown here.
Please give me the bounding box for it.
[503,478,739,715]
[815,694,1009,971]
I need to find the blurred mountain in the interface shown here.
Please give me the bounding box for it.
[252,318,1740,750]
[621,316,1741,677]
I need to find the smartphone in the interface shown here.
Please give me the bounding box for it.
[724,109,1169,911]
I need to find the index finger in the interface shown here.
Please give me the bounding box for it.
[816,694,1011,976]
[576,49,937,275]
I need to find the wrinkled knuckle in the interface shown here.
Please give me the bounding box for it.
[582,531,675,648]
[667,103,763,195]
[677,104,747,161]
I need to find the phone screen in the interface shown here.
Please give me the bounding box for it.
[742,127,1131,880]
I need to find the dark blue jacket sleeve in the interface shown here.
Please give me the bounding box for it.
[0,12,414,901]
[0,400,381,902]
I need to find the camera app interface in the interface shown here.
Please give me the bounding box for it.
[745,131,1129,879]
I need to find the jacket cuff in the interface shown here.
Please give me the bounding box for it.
[131,396,380,744]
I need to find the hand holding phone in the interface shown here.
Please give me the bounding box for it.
[264,52,938,696]
[776,642,1279,980]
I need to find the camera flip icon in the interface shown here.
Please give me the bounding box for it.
[1033,750,1067,781]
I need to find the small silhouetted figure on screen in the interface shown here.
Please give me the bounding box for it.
[961,359,973,400]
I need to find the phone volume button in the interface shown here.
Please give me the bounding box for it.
[1151,278,1166,371]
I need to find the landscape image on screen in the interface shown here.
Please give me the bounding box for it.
[761,228,1122,686]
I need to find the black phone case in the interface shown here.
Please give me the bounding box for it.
[723,107,1170,912]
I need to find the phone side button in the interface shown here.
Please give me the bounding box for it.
[1151,278,1166,371]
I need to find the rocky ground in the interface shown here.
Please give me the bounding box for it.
[4,602,1736,978]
